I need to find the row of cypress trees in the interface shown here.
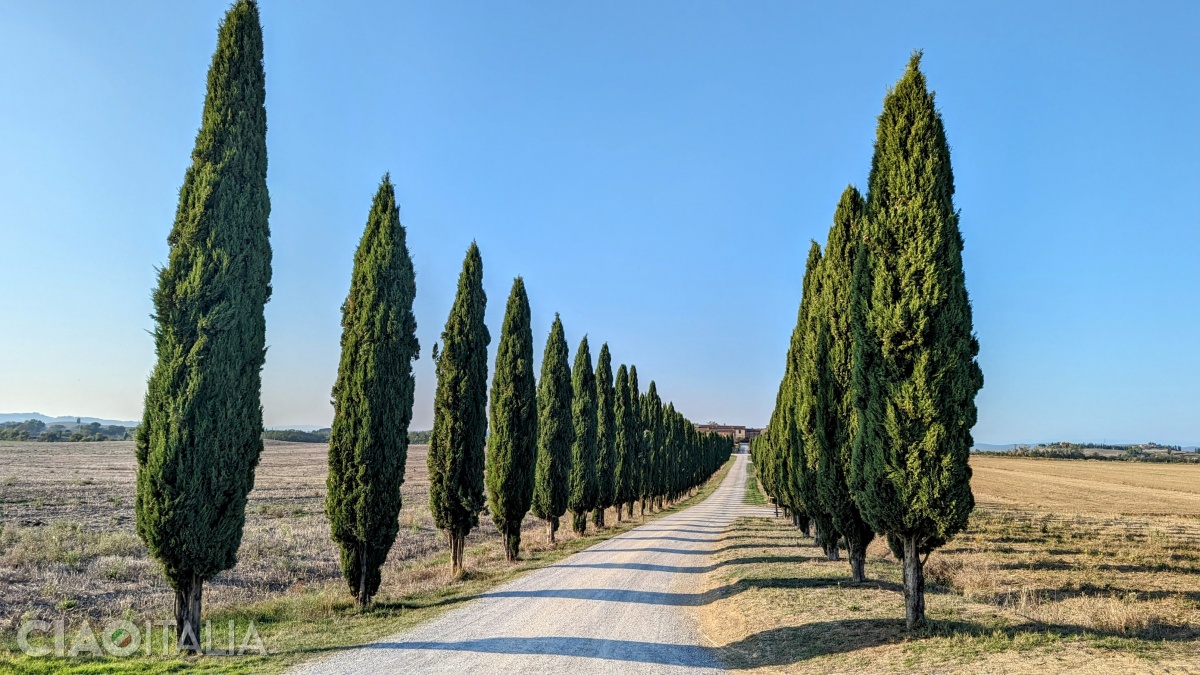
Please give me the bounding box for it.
[433,255,733,576]
[751,52,983,630]
[134,1,730,646]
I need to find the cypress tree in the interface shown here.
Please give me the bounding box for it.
[134,0,270,651]
[627,365,644,517]
[485,277,537,562]
[853,52,984,629]
[567,336,598,534]
[326,175,419,608]
[531,315,573,543]
[787,243,835,554]
[611,364,632,521]
[428,243,490,577]
[643,382,664,510]
[815,185,875,582]
[796,242,840,561]
[592,343,615,527]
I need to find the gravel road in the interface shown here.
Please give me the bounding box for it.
[293,453,769,674]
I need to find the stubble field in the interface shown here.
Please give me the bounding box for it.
[0,439,635,637]
[701,455,1200,673]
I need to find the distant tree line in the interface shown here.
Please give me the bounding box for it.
[984,444,1197,463]
[131,1,731,651]
[262,429,331,443]
[752,53,982,630]
[0,419,130,442]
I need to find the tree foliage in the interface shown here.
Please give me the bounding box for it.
[326,175,419,608]
[428,243,490,576]
[532,315,574,542]
[134,0,270,650]
[851,52,983,628]
[567,336,598,534]
[485,277,537,561]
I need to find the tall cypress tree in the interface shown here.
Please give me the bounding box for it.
[853,52,984,629]
[612,364,632,521]
[592,343,616,527]
[815,185,875,582]
[485,277,537,562]
[627,365,644,517]
[567,336,598,534]
[531,315,573,543]
[797,242,841,561]
[135,0,270,650]
[643,382,664,510]
[428,243,490,577]
[326,175,419,608]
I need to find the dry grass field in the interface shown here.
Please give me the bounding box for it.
[701,456,1200,673]
[0,439,730,673]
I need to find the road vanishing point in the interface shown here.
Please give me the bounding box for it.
[293,453,769,674]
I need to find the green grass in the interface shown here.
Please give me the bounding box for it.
[1,457,736,674]
[743,460,766,505]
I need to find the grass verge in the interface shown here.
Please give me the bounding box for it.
[2,456,735,674]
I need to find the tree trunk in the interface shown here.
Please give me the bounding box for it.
[356,545,370,609]
[625,501,634,518]
[615,504,623,522]
[547,517,559,544]
[174,572,202,654]
[824,537,840,561]
[903,534,925,629]
[592,507,605,528]
[639,500,645,516]
[450,532,465,578]
[848,539,866,583]
[504,523,520,562]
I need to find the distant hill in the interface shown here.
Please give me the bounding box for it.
[0,412,138,427]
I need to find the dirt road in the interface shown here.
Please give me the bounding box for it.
[294,453,766,674]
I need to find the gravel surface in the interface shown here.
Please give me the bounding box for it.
[293,453,769,674]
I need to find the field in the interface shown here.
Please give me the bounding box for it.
[0,440,728,672]
[700,455,1200,673]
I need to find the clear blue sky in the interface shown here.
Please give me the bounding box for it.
[1,1,1196,444]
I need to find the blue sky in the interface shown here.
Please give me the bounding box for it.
[0,1,1196,444]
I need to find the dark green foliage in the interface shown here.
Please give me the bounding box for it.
[485,277,537,562]
[592,344,616,527]
[852,52,984,628]
[814,185,876,581]
[264,429,330,443]
[794,242,840,560]
[531,315,574,543]
[428,243,490,576]
[627,365,644,516]
[134,0,269,650]
[325,176,419,608]
[642,382,665,510]
[568,336,598,534]
[611,365,634,518]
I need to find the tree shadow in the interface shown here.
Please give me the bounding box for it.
[585,542,792,556]
[550,555,812,575]
[364,636,721,668]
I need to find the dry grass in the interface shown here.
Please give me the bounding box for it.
[0,439,657,634]
[0,439,732,673]
[700,458,1200,673]
[971,455,1200,516]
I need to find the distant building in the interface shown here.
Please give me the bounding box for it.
[695,423,762,442]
